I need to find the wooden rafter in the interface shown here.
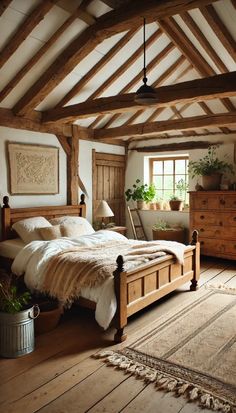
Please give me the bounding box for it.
[0,0,12,17]
[93,112,236,140]
[118,57,190,129]
[0,0,56,70]
[89,40,175,128]
[57,0,95,25]
[129,140,223,152]
[56,27,139,108]
[180,12,228,73]
[12,0,219,116]
[42,71,236,123]
[0,8,87,103]
[88,29,162,101]
[158,17,235,113]
[200,5,236,62]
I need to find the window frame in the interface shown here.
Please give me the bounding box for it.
[149,155,189,203]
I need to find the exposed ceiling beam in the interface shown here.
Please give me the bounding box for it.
[0,8,86,103]
[158,17,235,113]
[42,71,236,123]
[56,27,139,108]
[12,0,219,116]
[200,5,236,62]
[93,112,236,140]
[0,0,56,70]
[0,0,12,17]
[57,0,95,25]
[129,140,223,152]
[0,108,72,136]
[180,12,228,73]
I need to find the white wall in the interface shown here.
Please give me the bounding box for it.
[0,126,67,207]
[0,126,125,238]
[126,137,236,241]
[79,140,125,223]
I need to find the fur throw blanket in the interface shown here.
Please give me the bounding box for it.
[42,239,186,304]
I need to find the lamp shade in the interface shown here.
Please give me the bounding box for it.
[96,200,114,218]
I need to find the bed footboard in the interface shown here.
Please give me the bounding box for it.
[113,231,200,343]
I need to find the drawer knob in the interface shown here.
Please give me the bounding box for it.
[200,215,205,219]
[200,228,204,232]
[220,199,225,205]
[219,221,223,226]
[202,200,207,205]
[200,241,204,245]
[234,217,236,221]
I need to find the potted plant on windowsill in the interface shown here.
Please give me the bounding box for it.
[188,145,234,190]
[0,271,40,358]
[125,179,156,210]
[169,195,183,211]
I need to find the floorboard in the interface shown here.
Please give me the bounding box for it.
[0,257,235,413]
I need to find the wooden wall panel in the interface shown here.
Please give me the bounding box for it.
[92,150,126,226]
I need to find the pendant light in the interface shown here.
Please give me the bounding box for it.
[134,18,158,104]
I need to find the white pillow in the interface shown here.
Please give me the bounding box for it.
[49,216,95,235]
[12,217,52,243]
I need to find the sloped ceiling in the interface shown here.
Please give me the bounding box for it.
[0,0,236,147]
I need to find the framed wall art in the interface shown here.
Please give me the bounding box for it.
[8,142,59,195]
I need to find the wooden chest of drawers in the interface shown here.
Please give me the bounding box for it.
[189,191,236,260]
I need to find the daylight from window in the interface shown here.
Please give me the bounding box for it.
[149,156,189,204]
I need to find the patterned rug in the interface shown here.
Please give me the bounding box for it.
[96,286,236,413]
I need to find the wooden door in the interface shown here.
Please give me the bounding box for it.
[92,150,126,226]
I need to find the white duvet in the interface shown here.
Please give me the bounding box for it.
[12,231,126,329]
[12,230,187,330]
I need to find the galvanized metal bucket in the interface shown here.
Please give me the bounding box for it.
[0,304,40,358]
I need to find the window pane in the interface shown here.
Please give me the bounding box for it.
[153,176,162,189]
[164,175,173,189]
[163,190,172,201]
[153,161,162,174]
[175,159,186,174]
[175,175,186,185]
[164,160,173,174]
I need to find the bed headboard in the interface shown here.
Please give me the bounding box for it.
[1,195,86,241]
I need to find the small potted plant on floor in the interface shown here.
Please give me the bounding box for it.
[0,271,39,358]
[188,145,234,190]
[125,179,156,210]
[31,293,62,335]
[152,219,185,242]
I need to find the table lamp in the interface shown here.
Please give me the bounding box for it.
[96,200,114,229]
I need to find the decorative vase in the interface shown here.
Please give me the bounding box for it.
[136,200,149,210]
[201,174,222,190]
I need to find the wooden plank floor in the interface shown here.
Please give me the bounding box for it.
[1,257,236,413]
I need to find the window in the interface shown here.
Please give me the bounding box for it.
[149,156,189,203]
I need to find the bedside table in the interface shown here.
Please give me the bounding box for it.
[106,226,127,236]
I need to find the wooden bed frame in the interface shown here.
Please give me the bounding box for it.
[0,196,200,343]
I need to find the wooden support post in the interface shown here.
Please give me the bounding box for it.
[113,255,127,342]
[67,126,79,205]
[190,230,200,290]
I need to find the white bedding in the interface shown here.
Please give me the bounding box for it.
[12,231,126,329]
[0,238,26,259]
[11,231,187,330]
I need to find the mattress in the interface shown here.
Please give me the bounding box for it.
[0,238,26,259]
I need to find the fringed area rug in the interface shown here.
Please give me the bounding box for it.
[96,286,236,412]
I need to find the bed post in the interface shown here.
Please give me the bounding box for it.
[190,230,200,291]
[113,255,127,343]
[2,196,10,241]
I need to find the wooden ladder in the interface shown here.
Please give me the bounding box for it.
[127,205,148,241]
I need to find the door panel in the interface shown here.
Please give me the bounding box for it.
[92,150,126,226]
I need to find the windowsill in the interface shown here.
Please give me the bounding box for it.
[139,209,189,213]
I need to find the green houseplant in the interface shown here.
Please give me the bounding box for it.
[125,179,156,209]
[188,145,234,190]
[152,219,185,242]
[0,271,39,358]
